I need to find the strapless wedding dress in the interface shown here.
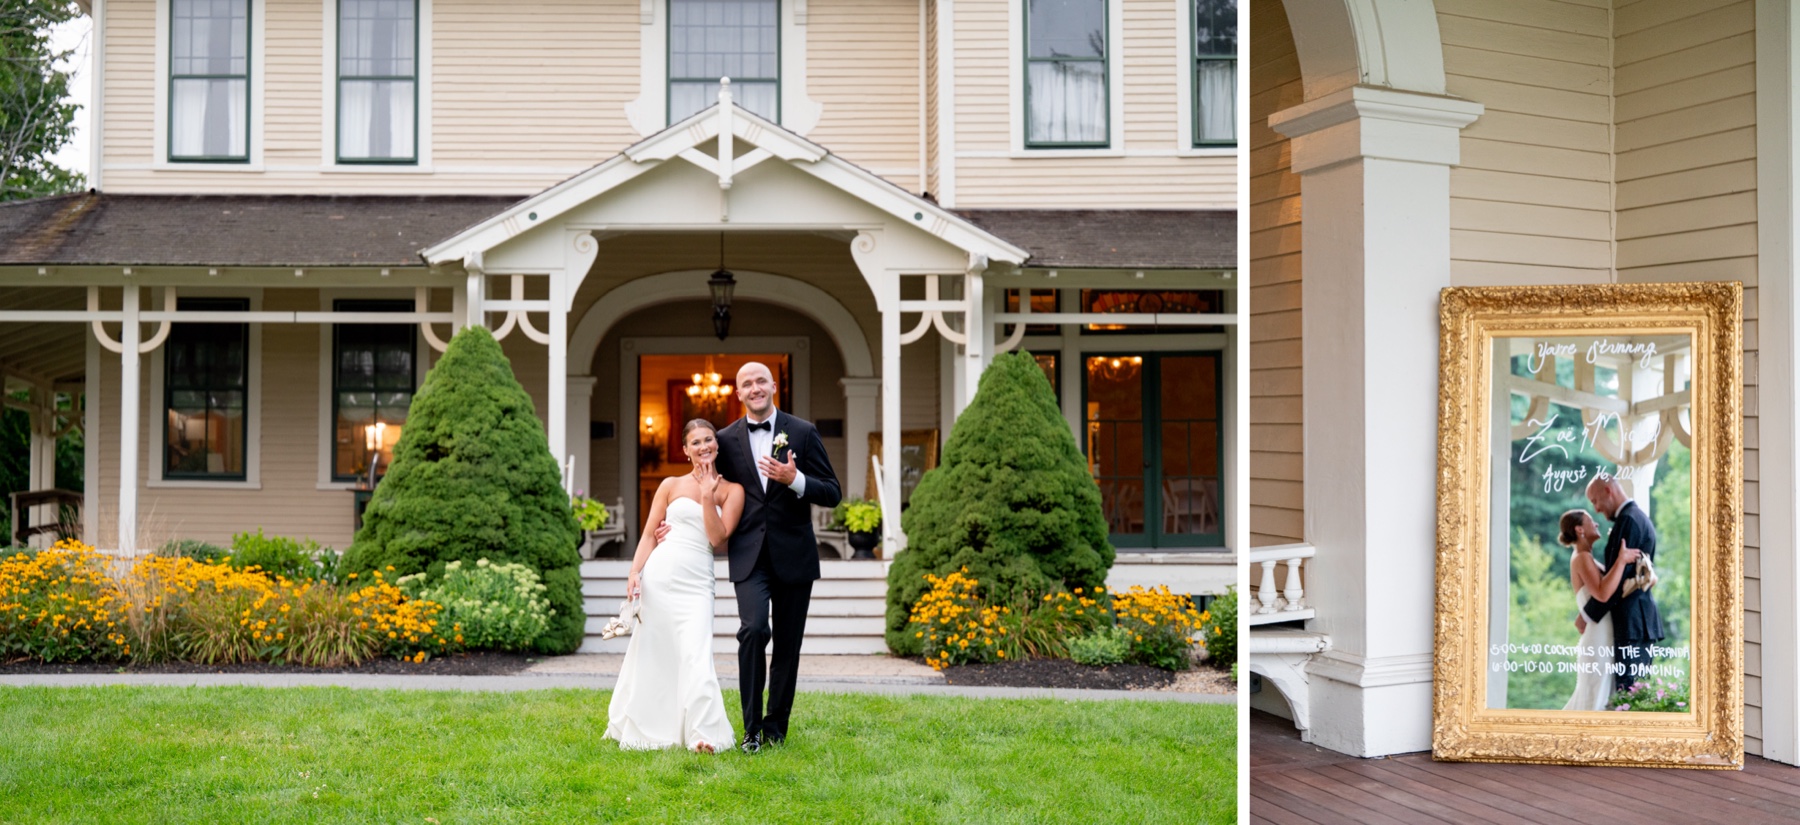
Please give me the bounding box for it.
[605,496,735,751]
[1563,584,1617,711]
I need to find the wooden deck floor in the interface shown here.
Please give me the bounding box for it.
[1251,710,1800,824]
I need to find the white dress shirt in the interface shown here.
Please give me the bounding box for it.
[746,410,807,496]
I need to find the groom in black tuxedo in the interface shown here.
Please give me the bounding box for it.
[1579,477,1665,692]
[714,361,840,752]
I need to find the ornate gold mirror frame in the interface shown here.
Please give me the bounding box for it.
[1434,282,1743,768]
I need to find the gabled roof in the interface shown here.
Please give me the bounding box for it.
[0,192,522,267]
[419,100,1032,267]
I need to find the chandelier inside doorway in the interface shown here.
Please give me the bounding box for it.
[686,356,734,417]
[1088,355,1143,382]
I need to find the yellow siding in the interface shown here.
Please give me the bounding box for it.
[807,0,924,192]
[948,0,1235,208]
[1249,0,1302,546]
[101,0,928,196]
[925,0,940,198]
[1439,0,1615,287]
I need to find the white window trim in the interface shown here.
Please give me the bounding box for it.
[1010,0,1125,154]
[315,288,434,491]
[153,0,266,169]
[1175,0,1238,156]
[320,0,433,170]
[625,0,821,136]
[147,288,264,490]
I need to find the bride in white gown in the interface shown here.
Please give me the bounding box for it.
[1557,509,1642,712]
[606,419,745,753]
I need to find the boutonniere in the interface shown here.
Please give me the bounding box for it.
[771,431,790,457]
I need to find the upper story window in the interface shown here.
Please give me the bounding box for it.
[1193,0,1235,146]
[164,298,249,479]
[1025,0,1108,148]
[338,0,418,163]
[668,0,780,124]
[170,0,250,161]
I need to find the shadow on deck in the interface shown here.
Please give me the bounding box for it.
[1250,709,1800,824]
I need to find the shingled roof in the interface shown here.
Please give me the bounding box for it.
[0,192,524,267]
[956,209,1234,270]
[0,194,1235,270]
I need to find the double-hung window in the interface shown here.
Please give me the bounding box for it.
[338,0,418,162]
[164,299,249,479]
[668,0,780,124]
[332,301,417,481]
[170,0,250,161]
[1025,0,1108,148]
[1193,0,1236,146]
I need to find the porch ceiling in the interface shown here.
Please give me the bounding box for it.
[0,286,87,385]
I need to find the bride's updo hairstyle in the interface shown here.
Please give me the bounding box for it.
[682,419,718,443]
[1557,509,1588,549]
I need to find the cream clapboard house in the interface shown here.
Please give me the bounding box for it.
[0,0,1238,654]
[1244,0,1800,766]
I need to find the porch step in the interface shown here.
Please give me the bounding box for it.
[577,559,892,656]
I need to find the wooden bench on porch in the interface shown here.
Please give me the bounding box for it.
[8,488,82,547]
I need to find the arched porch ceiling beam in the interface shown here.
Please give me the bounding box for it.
[1281,0,1448,101]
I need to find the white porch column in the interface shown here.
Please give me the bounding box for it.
[961,263,988,411]
[1269,85,1482,758]
[881,306,903,551]
[567,375,598,497]
[548,273,569,474]
[841,377,880,501]
[118,286,141,553]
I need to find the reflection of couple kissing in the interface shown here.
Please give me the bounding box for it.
[1557,477,1666,712]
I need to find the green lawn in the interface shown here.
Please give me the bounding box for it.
[0,687,1234,824]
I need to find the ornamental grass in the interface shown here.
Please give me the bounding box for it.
[0,539,450,667]
[903,567,1208,672]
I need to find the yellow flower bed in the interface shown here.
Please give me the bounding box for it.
[1,539,449,667]
[901,570,1208,672]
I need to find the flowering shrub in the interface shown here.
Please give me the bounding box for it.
[1113,585,1207,671]
[0,539,127,662]
[905,568,1018,670]
[397,559,549,651]
[1609,675,1690,713]
[0,539,447,667]
[901,568,1208,672]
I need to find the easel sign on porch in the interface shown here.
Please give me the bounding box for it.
[1434,283,1743,769]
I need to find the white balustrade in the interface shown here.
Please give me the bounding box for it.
[1247,543,1316,624]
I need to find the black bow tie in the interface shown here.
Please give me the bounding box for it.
[748,420,772,432]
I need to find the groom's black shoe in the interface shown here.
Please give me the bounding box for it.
[739,731,761,755]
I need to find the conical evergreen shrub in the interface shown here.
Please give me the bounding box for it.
[884,351,1114,654]
[341,325,583,654]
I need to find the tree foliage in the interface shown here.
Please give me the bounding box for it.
[341,326,583,654]
[884,351,1114,655]
[0,2,84,200]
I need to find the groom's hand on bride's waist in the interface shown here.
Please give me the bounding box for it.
[654,521,671,543]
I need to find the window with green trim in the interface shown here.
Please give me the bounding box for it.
[332,301,417,481]
[170,0,250,161]
[1025,0,1108,148]
[669,0,780,124]
[338,0,418,162]
[1193,0,1236,146]
[164,298,249,479]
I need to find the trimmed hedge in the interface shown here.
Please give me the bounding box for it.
[341,325,583,654]
[885,351,1114,655]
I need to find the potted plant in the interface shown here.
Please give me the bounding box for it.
[572,493,611,557]
[835,499,882,559]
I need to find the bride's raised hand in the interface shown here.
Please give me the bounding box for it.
[695,458,721,498]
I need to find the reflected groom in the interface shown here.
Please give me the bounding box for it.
[1578,477,1666,692]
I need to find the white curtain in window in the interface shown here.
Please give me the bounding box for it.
[171,78,247,158]
[670,80,777,123]
[1028,62,1106,144]
[340,80,415,160]
[1197,60,1235,143]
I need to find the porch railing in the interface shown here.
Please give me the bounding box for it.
[1248,542,1314,624]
